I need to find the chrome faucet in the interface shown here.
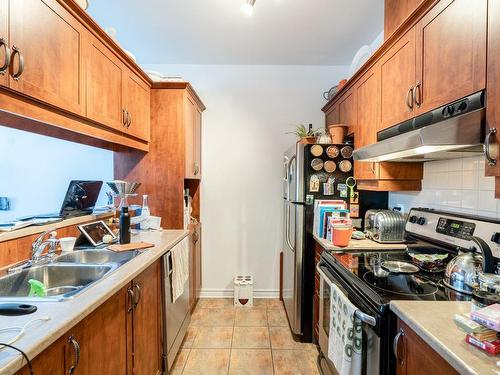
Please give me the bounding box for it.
[31,229,59,262]
[7,229,60,273]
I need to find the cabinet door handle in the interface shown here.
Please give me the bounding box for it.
[484,128,497,167]
[405,87,414,111]
[127,287,135,313]
[194,162,199,176]
[413,81,422,108]
[0,38,11,75]
[127,110,132,128]
[10,45,24,81]
[370,162,376,176]
[67,336,80,375]
[122,109,127,127]
[133,283,141,308]
[393,328,405,364]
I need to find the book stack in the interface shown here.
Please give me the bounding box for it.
[454,304,500,355]
[313,200,349,239]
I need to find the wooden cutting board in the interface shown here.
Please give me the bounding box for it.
[107,242,154,252]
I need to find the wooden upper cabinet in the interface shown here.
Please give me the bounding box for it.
[338,89,357,135]
[185,94,202,179]
[384,0,423,38]
[325,103,339,126]
[86,35,125,132]
[0,0,8,88]
[131,261,162,375]
[123,69,150,141]
[355,67,381,180]
[485,0,500,180]
[380,28,416,130]
[414,0,487,114]
[9,0,86,115]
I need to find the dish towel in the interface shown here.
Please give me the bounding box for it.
[328,282,363,375]
[171,237,190,303]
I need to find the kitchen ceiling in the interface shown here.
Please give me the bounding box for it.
[88,0,384,65]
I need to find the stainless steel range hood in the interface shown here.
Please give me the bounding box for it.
[353,91,486,163]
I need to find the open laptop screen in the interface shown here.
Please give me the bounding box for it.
[59,180,103,218]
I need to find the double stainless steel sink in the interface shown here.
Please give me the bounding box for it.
[0,250,142,301]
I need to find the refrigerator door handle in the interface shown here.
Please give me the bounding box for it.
[285,203,294,252]
[283,156,289,182]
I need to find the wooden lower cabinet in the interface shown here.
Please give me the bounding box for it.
[17,336,66,375]
[189,222,202,311]
[130,261,162,375]
[395,319,458,375]
[16,261,162,375]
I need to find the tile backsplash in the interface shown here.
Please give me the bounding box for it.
[389,156,500,219]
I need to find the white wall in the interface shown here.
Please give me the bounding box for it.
[0,126,113,222]
[145,64,349,297]
[389,156,500,219]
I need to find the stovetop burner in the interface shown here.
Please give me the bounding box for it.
[363,271,438,297]
[326,247,472,304]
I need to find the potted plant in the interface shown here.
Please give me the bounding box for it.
[288,124,320,144]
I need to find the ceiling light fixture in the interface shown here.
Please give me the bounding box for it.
[241,0,256,16]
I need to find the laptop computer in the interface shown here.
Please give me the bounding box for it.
[18,180,103,221]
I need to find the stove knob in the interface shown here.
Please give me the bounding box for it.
[409,215,418,224]
[491,232,500,244]
[417,217,426,226]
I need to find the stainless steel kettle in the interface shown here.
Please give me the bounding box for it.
[444,237,496,295]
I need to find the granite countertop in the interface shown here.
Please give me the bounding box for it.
[390,301,500,375]
[314,234,407,252]
[0,229,188,375]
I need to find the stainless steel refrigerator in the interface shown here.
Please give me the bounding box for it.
[282,142,387,342]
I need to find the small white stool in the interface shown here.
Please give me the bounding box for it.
[234,275,253,307]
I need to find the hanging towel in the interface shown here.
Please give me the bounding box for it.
[328,282,362,375]
[171,237,190,303]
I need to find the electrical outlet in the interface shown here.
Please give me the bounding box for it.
[393,204,405,214]
[0,197,10,211]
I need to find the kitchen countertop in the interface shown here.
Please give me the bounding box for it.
[390,301,500,375]
[314,234,407,252]
[0,229,188,375]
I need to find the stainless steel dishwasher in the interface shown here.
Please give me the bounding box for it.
[162,240,191,372]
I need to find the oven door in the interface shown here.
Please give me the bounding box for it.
[317,263,381,375]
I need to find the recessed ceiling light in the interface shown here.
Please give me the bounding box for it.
[241,0,256,16]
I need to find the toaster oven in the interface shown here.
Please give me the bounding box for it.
[364,209,405,243]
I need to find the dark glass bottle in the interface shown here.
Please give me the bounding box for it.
[119,206,131,244]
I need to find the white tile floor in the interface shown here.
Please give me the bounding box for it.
[169,298,320,375]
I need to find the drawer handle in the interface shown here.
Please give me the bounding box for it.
[0,38,11,75]
[67,336,80,375]
[10,45,24,81]
[484,128,497,167]
[405,86,414,111]
[393,328,405,364]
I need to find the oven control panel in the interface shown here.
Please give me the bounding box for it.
[436,217,476,239]
[405,208,500,259]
